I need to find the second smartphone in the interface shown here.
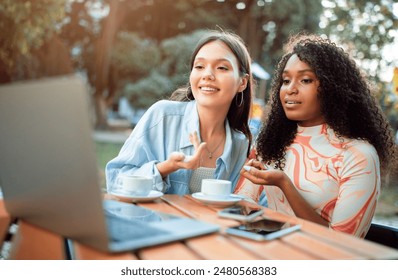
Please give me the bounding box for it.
[218,205,264,222]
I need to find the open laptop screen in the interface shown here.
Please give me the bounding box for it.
[0,75,219,253]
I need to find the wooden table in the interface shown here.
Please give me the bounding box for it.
[1,195,398,260]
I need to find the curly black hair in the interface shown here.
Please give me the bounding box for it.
[256,33,397,175]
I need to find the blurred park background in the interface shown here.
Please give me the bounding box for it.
[1,0,398,225]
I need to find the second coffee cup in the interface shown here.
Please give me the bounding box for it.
[116,174,153,196]
[201,179,231,197]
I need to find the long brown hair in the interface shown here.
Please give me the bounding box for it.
[170,30,254,156]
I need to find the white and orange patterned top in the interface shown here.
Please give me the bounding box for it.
[235,124,380,237]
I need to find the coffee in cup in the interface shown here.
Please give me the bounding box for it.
[115,174,153,196]
[201,179,231,197]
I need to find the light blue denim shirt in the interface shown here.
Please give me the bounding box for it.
[105,100,249,195]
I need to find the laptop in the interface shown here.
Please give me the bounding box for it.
[0,75,219,254]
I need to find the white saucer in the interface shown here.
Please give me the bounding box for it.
[109,190,163,203]
[191,192,243,207]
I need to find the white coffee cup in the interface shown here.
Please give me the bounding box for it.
[115,174,153,196]
[201,179,231,197]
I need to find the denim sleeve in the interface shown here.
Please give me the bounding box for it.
[105,136,168,193]
[105,103,171,193]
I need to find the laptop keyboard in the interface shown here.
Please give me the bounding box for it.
[104,208,168,242]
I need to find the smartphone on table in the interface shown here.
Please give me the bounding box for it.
[217,204,264,222]
[225,218,301,241]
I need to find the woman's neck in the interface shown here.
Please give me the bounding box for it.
[197,106,227,139]
[197,108,227,168]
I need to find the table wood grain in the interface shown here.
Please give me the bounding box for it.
[1,195,397,260]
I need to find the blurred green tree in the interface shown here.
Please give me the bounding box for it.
[111,32,161,80]
[321,0,398,80]
[0,0,71,82]
[113,30,207,109]
[1,0,397,130]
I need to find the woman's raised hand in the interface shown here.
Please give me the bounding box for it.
[240,159,288,188]
[169,131,207,170]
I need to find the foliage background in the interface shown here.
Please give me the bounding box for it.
[1,0,397,129]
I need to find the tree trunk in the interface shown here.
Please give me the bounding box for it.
[238,0,263,61]
[35,35,74,78]
[94,93,109,130]
[93,0,126,130]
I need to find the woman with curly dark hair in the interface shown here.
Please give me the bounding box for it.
[236,33,397,237]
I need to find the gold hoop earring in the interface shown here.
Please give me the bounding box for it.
[235,92,243,107]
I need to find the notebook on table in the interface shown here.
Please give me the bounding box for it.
[0,75,219,254]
